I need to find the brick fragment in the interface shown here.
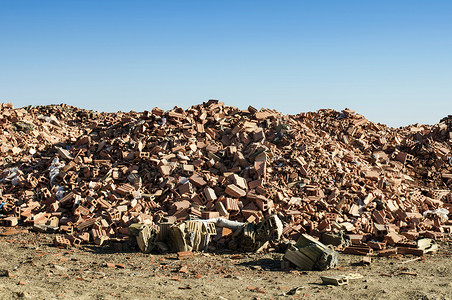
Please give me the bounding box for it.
[0,216,18,227]
[189,174,207,187]
[225,184,246,198]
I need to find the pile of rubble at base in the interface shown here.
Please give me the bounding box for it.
[0,101,451,258]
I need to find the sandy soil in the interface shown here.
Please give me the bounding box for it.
[0,228,451,300]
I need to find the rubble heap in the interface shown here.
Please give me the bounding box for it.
[0,101,451,255]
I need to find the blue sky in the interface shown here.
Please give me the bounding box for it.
[0,1,451,127]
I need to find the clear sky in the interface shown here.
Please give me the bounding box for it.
[1,1,451,127]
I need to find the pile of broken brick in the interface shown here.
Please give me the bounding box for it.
[0,101,451,270]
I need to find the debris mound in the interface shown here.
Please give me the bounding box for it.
[0,101,451,255]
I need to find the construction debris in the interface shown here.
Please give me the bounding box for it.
[0,101,450,256]
[129,215,282,253]
[321,275,349,286]
[321,273,363,286]
[283,234,338,270]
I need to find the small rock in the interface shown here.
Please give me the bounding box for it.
[53,265,67,272]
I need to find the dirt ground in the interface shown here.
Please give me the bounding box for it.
[0,228,451,300]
